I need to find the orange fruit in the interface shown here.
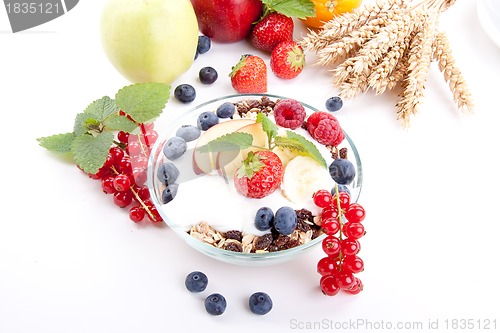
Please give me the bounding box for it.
[301,0,363,29]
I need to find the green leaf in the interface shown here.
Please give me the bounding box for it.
[71,132,114,174]
[277,131,327,168]
[83,96,119,122]
[73,113,88,136]
[197,132,253,153]
[256,113,278,145]
[103,114,139,133]
[261,0,316,19]
[115,82,170,123]
[37,133,76,153]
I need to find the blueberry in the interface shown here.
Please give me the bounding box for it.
[273,206,297,235]
[197,35,211,55]
[185,271,208,293]
[199,66,218,84]
[197,111,219,130]
[331,184,351,196]
[174,84,196,103]
[329,158,356,185]
[157,162,179,185]
[254,207,274,231]
[325,96,343,112]
[248,292,273,315]
[163,136,187,160]
[204,293,227,316]
[216,102,236,118]
[161,183,179,204]
[176,125,201,142]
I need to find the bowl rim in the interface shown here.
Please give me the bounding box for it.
[146,93,363,263]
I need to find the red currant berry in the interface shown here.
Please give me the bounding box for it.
[341,238,361,256]
[127,140,142,156]
[322,235,341,257]
[108,147,125,164]
[129,206,146,223]
[313,190,333,208]
[143,130,158,147]
[344,277,364,295]
[345,203,366,223]
[132,168,147,187]
[101,176,116,194]
[321,217,340,235]
[113,190,133,208]
[132,155,149,169]
[333,191,350,211]
[117,131,129,144]
[113,174,132,192]
[336,272,356,290]
[133,186,151,201]
[341,255,364,274]
[321,206,339,221]
[148,206,163,223]
[317,256,340,276]
[117,158,132,175]
[342,222,365,239]
[320,275,340,296]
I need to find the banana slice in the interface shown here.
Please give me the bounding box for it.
[281,156,334,204]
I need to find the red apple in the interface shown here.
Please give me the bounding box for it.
[190,0,263,43]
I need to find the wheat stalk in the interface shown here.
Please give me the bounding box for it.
[396,12,437,125]
[432,31,474,114]
[300,0,472,126]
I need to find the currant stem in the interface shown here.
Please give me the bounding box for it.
[334,183,345,265]
[110,165,156,221]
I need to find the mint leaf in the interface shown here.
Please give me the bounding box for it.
[262,0,316,19]
[256,113,278,146]
[37,133,76,153]
[73,113,89,136]
[197,132,253,153]
[115,82,170,123]
[83,96,119,122]
[276,131,327,168]
[71,132,114,174]
[103,114,139,133]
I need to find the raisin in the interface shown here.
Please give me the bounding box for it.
[285,238,301,250]
[296,209,314,223]
[297,219,312,233]
[339,147,348,159]
[268,245,280,252]
[224,242,243,252]
[225,230,243,242]
[272,235,289,248]
[254,233,273,251]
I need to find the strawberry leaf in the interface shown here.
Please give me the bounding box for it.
[83,96,118,122]
[115,82,170,123]
[275,131,327,168]
[103,114,139,133]
[256,113,278,147]
[261,0,316,19]
[71,132,115,174]
[197,132,253,153]
[37,133,76,154]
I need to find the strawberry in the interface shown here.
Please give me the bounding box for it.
[234,150,284,199]
[250,13,294,52]
[229,55,267,93]
[270,41,305,79]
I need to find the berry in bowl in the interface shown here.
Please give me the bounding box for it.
[147,94,362,266]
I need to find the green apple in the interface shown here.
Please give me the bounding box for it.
[101,0,199,84]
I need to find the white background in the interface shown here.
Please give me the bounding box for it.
[1,1,500,332]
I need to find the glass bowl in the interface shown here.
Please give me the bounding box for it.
[147,94,362,266]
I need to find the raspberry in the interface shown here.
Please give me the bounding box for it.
[273,99,306,129]
[306,111,345,146]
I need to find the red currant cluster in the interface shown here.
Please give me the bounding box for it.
[313,189,366,296]
[84,119,163,224]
